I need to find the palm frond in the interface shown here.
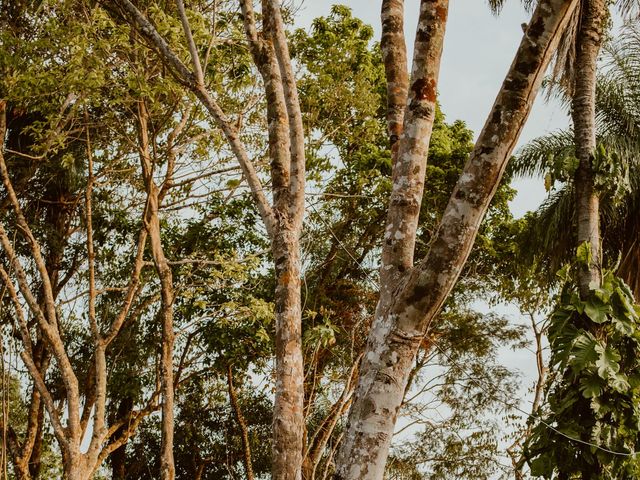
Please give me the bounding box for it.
[547,5,580,96]
[486,0,506,15]
[519,186,576,284]
[514,14,640,298]
[616,0,640,19]
[510,129,575,178]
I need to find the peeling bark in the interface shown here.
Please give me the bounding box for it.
[334,1,578,479]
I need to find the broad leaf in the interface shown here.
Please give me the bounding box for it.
[576,241,593,267]
[596,346,621,379]
[584,297,610,324]
[571,333,599,370]
[580,375,605,398]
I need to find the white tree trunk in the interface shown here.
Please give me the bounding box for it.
[335,1,579,478]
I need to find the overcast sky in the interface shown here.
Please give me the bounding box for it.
[296,0,572,217]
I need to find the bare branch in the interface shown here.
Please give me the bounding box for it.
[175,0,205,85]
[106,0,276,237]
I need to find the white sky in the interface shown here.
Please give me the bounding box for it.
[296,0,571,217]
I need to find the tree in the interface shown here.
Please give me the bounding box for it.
[102,2,308,477]
[0,3,241,477]
[510,23,640,299]
[509,17,640,480]
[334,1,579,478]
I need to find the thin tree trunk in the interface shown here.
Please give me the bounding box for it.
[227,365,255,480]
[271,232,304,480]
[109,396,134,480]
[303,355,360,480]
[136,101,176,480]
[107,3,305,479]
[572,0,606,297]
[334,1,578,479]
[381,0,408,153]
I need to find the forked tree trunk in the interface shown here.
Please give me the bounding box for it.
[334,1,578,478]
[102,4,307,476]
[136,101,176,480]
[572,0,606,297]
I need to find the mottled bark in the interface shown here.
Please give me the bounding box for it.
[572,0,606,296]
[261,4,307,478]
[263,0,306,230]
[380,0,448,296]
[0,101,82,476]
[334,1,449,476]
[270,228,304,480]
[335,1,578,479]
[239,0,291,213]
[381,0,408,150]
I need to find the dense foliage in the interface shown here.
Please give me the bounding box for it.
[1,1,639,479]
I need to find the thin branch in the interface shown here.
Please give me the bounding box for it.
[175,0,205,85]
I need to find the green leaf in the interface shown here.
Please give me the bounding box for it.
[580,375,605,398]
[608,373,631,394]
[591,397,612,416]
[529,455,554,478]
[613,316,635,336]
[556,263,571,283]
[571,333,599,369]
[584,297,610,324]
[576,241,593,267]
[613,285,638,322]
[596,346,621,379]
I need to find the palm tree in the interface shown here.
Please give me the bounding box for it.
[511,23,640,297]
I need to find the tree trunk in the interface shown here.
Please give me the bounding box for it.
[227,365,255,480]
[572,0,606,297]
[334,1,578,478]
[108,3,306,479]
[154,223,176,480]
[109,396,134,480]
[335,1,449,476]
[381,0,408,153]
[272,229,304,480]
[134,99,176,480]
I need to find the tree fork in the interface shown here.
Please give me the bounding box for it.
[335,0,578,478]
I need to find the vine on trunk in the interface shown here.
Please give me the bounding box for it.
[525,244,640,479]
